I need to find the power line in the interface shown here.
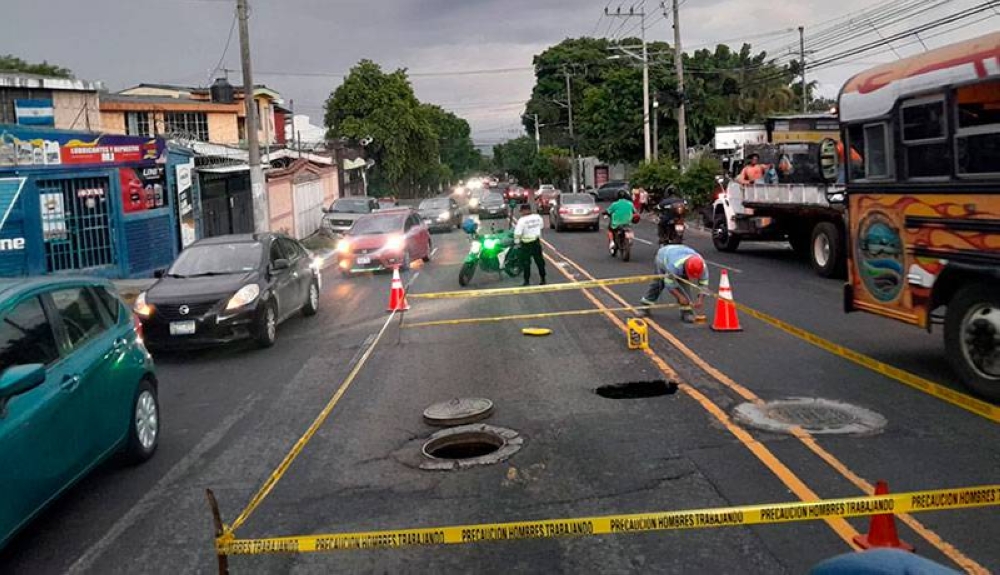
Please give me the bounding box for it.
[208,7,238,84]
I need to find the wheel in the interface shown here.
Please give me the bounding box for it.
[504,250,524,277]
[458,262,477,286]
[549,216,555,230]
[123,378,159,464]
[713,213,741,252]
[401,250,412,271]
[945,283,1000,401]
[810,222,845,278]
[254,301,277,348]
[622,240,632,262]
[591,223,600,232]
[302,280,319,316]
[556,221,564,232]
[789,231,810,258]
[423,240,432,262]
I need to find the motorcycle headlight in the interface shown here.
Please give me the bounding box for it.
[134,291,154,318]
[438,211,451,221]
[226,284,261,311]
[384,235,405,251]
[470,241,482,254]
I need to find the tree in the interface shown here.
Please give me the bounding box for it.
[419,104,479,184]
[0,55,72,78]
[324,60,439,197]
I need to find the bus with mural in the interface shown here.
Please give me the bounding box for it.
[834,32,999,401]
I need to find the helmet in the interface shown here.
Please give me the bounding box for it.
[617,190,630,200]
[684,255,705,280]
[461,217,479,235]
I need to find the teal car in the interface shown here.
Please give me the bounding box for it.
[0,277,159,549]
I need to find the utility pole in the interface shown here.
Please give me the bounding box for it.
[652,100,659,161]
[664,0,688,167]
[799,26,808,113]
[237,0,269,232]
[533,113,541,153]
[606,6,651,162]
[564,70,579,193]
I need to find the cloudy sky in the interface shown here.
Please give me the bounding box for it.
[4,0,997,149]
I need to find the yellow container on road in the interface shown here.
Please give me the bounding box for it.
[627,318,649,350]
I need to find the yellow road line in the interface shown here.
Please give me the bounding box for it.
[226,310,400,535]
[403,304,680,328]
[216,485,1000,556]
[409,274,663,299]
[542,240,990,573]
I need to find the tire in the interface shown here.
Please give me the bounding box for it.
[810,222,845,278]
[549,216,555,230]
[302,280,319,316]
[123,378,159,464]
[254,301,277,348]
[504,250,524,277]
[713,213,741,252]
[458,261,477,286]
[556,221,564,232]
[945,283,1000,402]
[423,240,432,262]
[622,240,632,262]
[591,223,599,232]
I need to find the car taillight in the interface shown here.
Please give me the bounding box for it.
[559,207,569,214]
[591,206,600,213]
[133,313,144,342]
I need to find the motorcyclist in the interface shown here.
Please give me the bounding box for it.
[656,186,687,245]
[605,190,637,252]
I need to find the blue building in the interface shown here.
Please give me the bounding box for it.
[0,124,185,278]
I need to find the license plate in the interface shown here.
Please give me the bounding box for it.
[356,256,371,265]
[573,209,587,215]
[170,321,196,336]
[675,224,685,232]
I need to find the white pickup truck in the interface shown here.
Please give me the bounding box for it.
[711,180,847,278]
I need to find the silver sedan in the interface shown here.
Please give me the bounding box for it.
[548,193,601,231]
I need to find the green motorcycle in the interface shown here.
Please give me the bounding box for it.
[459,228,523,286]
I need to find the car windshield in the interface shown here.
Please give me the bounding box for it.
[419,199,450,209]
[330,199,372,214]
[483,193,504,205]
[561,194,594,205]
[168,242,261,277]
[350,214,405,235]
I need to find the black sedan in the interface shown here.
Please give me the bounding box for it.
[478,192,509,219]
[418,197,463,231]
[134,233,321,349]
[596,180,630,202]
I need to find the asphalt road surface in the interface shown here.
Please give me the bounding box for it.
[2,213,998,574]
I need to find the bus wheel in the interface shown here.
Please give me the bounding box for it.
[810,222,844,278]
[945,283,1000,402]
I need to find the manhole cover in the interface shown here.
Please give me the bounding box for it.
[420,424,523,471]
[595,380,679,399]
[733,398,887,435]
[423,398,494,426]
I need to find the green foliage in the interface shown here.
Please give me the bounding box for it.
[679,155,723,208]
[420,104,480,180]
[631,159,681,193]
[493,139,572,187]
[0,55,73,78]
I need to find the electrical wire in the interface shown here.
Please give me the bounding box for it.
[207,7,238,85]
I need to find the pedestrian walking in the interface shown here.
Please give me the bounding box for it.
[513,203,546,286]
[638,244,709,323]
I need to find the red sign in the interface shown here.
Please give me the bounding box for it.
[62,139,160,165]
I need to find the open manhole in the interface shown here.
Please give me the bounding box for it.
[420,424,523,471]
[423,398,494,427]
[734,398,887,436]
[595,380,679,399]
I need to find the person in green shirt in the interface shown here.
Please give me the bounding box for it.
[604,190,637,252]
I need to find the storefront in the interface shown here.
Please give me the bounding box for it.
[0,124,179,278]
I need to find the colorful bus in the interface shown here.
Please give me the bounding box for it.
[836,32,1000,400]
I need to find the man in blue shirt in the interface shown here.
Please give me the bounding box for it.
[638,244,709,323]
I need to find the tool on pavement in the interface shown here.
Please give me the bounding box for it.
[522,327,552,336]
[711,269,742,332]
[387,267,410,312]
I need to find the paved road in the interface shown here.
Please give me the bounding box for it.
[2,214,998,574]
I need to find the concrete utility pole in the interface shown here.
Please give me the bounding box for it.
[564,70,579,193]
[664,0,688,167]
[532,113,541,153]
[799,26,808,113]
[652,100,659,161]
[606,6,651,162]
[237,0,269,233]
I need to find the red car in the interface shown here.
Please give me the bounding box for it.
[535,187,560,214]
[504,186,530,203]
[336,209,432,275]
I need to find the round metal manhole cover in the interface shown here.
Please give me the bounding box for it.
[420,424,523,471]
[423,398,494,426]
[733,398,887,436]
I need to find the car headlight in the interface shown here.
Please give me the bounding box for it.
[226,284,261,311]
[384,235,405,251]
[134,291,154,318]
[336,239,351,253]
[438,211,451,221]
[470,241,482,254]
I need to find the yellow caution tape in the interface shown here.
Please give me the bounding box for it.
[522,328,552,336]
[217,484,1000,556]
[409,275,663,300]
[404,304,680,329]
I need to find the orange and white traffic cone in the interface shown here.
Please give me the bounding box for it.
[853,480,914,552]
[711,269,742,332]
[387,267,409,312]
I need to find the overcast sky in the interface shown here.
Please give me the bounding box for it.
[4,0,997,149]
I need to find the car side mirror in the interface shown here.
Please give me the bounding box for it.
[819,138,840,184]
[153,269,166,279]
[0,364,46,400]
[272,258,291,271]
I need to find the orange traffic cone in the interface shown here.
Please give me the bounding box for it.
[387,267,410,312]
[853,481,914,552]
[711,269,742,332]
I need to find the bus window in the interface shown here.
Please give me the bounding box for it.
[863,123,891,179]
[845,124,867,181]
[956,80,1000,176]
[900,96,950,179]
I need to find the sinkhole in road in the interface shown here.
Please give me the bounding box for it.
[595,380,679,399]
[419,424,524,471]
